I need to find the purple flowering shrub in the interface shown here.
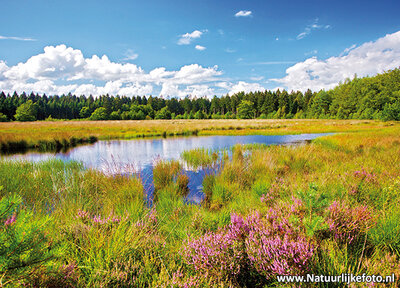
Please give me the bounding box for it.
[182,223,246,281]
[182,207,314,284]
[245,211,314,278]
[327,200,374,244]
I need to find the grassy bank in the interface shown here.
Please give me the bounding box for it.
[0,119,398,153]
[1,124,400,286]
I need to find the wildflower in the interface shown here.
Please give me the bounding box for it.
[4,213,17,227]
[183,210,314,281]
[327,201,373,244]
[76,209,89,220]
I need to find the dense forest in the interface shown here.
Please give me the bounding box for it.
[1,68,400,122]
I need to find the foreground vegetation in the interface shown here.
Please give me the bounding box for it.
[0,118,395,153]
[0,68,400,123]
[1,124,400,287]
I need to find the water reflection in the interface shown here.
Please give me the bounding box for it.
[2,133,331,203]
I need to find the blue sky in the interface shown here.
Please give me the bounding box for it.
[1,0,400,97]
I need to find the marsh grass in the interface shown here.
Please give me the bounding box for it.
[1,123,400,286]
[1,119,396,153]
[181,148,219,169]
[152,159,180,193]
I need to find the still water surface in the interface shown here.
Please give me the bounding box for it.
[3,133,331,202]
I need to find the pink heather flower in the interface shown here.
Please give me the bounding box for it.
[92,215,104,224]
[353,167,377,183]
[182,210,313,281]
[111,216,121,223]
[4,214,17,226]
[229,213,249,239]
[77,208,124,226]
[290,197,305,215]
[245,212,313,278]
[76,209,89,220]
[149,208,157,224]
[327,201,373,244]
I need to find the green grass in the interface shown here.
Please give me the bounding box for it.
[181,148,219,169]
[1,123,400,286]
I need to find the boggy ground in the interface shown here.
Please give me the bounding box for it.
[0,119,396,151]
[0,122,400,287]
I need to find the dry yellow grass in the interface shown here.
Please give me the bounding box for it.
[0,119,397,146]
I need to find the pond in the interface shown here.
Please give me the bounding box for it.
[2,133,331,203]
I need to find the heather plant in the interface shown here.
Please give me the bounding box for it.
[1,121,400,286]
[326,200,374,245]
[256,177,286,206]
[183,211,314,286]
[183,227,245,283]
[245,210,314,278]
[182,213,249,285]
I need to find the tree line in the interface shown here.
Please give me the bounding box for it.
[0,68,399,122]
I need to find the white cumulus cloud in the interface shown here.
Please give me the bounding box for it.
[177,30,203,45]
[160,83,215,98]
[5,45,86,80]
[172,64,221,85]
[235,10,252,17]
[273,30,400,92]
[229,81,264,95]
[76,54,144,81]
[0,44,223,97]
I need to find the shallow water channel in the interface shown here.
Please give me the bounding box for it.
[2,133,331,203]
